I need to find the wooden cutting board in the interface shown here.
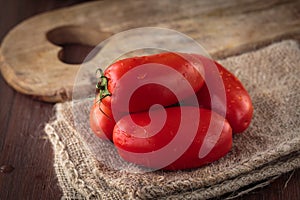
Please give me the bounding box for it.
[1,0,299,102]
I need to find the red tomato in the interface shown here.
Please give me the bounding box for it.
[113,106,232,170]
[89,100,116,141]
[184,55,253,133]
[98,52,205,113]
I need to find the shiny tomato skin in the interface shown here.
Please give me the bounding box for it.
[89,100,116,141]
[185,55,253,133]
[113,106,232,170]
[101,52,205,113]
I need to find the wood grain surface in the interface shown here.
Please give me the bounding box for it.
[0,0,300,200]
[1,0,300,102]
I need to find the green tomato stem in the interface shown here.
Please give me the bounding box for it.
[95,68,111,101]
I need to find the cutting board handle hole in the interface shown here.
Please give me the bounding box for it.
[46,25,112,64]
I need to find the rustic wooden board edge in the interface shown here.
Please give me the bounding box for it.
[0,1,107,102]
[0,51,75,102]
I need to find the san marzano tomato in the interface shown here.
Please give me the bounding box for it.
[98,52,205,113]
[90,100,116,141]
[113,106,232,170]
[184,55,253,133]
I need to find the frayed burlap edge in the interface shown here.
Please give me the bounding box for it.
[45,121,124,200]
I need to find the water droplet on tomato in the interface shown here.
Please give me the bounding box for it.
[243,120,249,127]
[125,132,132,138]
[195,138,202,144]
[201,126,207,132]
[137,73,147,80]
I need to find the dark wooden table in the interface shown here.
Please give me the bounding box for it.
[0,1,299,199]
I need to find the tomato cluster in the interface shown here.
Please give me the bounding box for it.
[90,52,253,170]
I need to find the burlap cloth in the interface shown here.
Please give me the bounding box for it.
[44,40,300,200]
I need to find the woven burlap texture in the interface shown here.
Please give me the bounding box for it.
[45,40,300,200]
